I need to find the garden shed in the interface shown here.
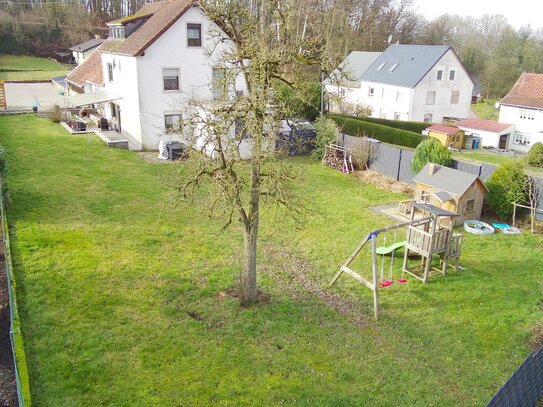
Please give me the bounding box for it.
[412,163,487,226]
[425,124,465,150]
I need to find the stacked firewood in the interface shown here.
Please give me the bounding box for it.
[323,148,346,171]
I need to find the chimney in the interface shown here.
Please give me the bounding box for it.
[95,34,101,40]
[428,163,438,175]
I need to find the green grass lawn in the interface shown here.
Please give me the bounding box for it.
[0,55,71,81]
[472,99,499,120]
[453,151,543,175]
[1,115,542,406]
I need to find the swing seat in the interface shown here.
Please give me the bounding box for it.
[397,278,407,283]
[379,280,393,287]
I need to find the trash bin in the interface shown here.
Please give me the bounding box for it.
[473,137,480,149]
[165,141,186,160]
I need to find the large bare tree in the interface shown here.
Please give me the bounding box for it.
[173,0,329,305]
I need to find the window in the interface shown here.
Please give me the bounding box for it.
[466,199,475,212]
[420,190,431,203]
[379,108,386,118]
[164,113,181,130]
[450,90,460,104]
[368,87,375,97]
[212,67,228,101]
[366,106,373,116]
[107,63,114,82]
[423,113,433,123]
[436,69,443,80]
[426,91,436,105]
[519,109,535,120]
[187,23,202,47]
[394,112,401,120]
[514,132,531,145]
[235,120,249,139]
[449,69,456,80]
[377,62,386,71]
[389,63,399,72]
[163,68,179,91]
[109,26,125,39]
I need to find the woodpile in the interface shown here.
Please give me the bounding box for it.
[322,144,353,173]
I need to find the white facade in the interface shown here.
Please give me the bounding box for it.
[456,125,515,149]
[499,105,543,152]
[72,49,97,66]
[100,6,247,150]
[326,49,473,124]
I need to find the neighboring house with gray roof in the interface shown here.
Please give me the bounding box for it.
[326,44,474,124]
[70,38,105,65]
[412,163,487,225]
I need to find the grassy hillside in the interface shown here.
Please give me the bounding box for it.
[0,55,71,81]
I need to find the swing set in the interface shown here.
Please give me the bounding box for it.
[329,202,463,319]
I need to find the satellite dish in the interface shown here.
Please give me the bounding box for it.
[495,101,500,109]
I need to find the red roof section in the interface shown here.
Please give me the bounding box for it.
[66,48,103,88]
[100,0,194,56]
[427,124,459,134]
[455,118,513,133]
[500,72,543,109]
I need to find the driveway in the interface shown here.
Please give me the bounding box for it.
[4,82,66,112]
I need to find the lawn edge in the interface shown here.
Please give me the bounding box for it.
[1,186,32,406]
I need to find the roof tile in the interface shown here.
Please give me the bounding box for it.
[455,118,513,133]
[100,0,193,56]
[500,72,543,109]
[66,48,104,88]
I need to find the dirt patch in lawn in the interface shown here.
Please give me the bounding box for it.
[355,170,414,195]
[0,240,17,407]
[262,243,373,329]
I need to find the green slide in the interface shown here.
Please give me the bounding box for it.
[376,241,406,255]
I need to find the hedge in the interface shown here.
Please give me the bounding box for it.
[327,114,425,148]
[330,113,429,134]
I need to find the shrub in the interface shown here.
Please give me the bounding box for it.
[275,81,320,122]
[411,138,453,174]
[486,160,528,220]
[330,113,428,134]
[527,142,543,167]
[327,114,424,148]
[312,116,339,159]
[350,140,377,170]
[49,104,62,123]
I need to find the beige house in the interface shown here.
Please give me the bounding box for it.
[412,163,487,226]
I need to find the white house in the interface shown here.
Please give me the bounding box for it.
[325,44,474,124]
[64,0,247,151]
[498,72,543,152]
[69,38,104,66]
[455,118,515,150]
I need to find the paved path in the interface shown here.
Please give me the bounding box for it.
[4,82,66,111]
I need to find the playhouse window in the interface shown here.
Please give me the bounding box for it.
[466,199,475,212]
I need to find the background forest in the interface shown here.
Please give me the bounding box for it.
[1,0,543,98]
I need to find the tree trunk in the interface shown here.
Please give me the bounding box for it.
[239,161,260,306]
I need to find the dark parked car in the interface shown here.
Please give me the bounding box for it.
[277,119,316,155]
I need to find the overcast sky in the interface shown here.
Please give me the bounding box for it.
[413,0,543,31]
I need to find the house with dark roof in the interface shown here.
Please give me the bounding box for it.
[69,38,105,65]
[498,72,543,152]
[64,0,247,150]
[412,163,487,226]
[326,44,474,124]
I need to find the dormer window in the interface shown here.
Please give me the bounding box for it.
[109,26,125,39]
[389,63,399,72]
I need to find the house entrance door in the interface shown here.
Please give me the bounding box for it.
[499,134,508,149]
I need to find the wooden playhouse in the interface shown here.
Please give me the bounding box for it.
[425,124,465,150]
[408,163,487,226]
